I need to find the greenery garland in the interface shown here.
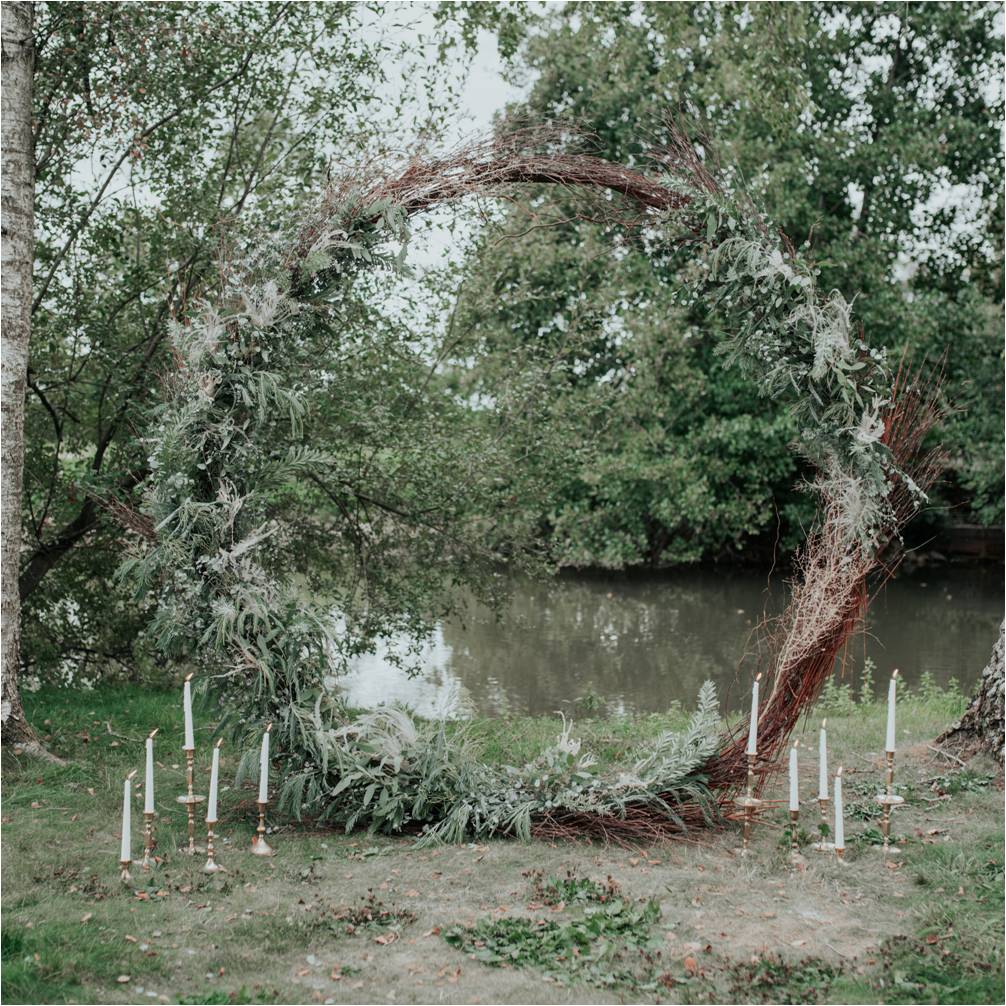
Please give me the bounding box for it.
[123,134,924,839]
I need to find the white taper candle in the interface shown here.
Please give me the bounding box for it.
[833,767,845,850]
[207,739,222,821]
[144,729,157,813]
[183,674,195,750]
[789,743,800,811]
[818,719,828,800]
[258,725,271,803]
[120,772,136,862]
[885,670,898,753]
[746,673,761,755]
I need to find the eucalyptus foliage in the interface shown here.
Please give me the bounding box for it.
[247,683,720,842]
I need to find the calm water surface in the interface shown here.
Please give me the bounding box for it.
[341,565,1003,718]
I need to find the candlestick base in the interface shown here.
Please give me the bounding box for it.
[834,847,847,864]
[119,860,132,884]
[251,801,274,856]
[250,834,274,856]
[733,796,762,857]
[811,797,833,852]
[203,822,225,872]
[177,793,206,853]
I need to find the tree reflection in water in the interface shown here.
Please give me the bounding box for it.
[338,565,1002,718]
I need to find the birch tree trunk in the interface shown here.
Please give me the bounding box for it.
[939,621,1005,761]
[1,1,42,754]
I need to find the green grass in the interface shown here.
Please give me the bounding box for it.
[4,683,1002,1004]
[821,831,1004,1004]
[2,920,164,1004]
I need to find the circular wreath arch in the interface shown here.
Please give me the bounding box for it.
[125,129,942,842]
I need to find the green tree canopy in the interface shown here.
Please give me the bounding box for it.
[450,0,1003,568]
[21,1,524,684]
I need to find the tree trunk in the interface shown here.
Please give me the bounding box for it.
[939,621,1005,761]
[1,1,48,757]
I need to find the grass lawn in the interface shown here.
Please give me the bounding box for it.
[2,683,1003,1004]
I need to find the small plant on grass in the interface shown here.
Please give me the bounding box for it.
[928,769,995,796]
[777,822,814,852]
[444,897,663,990]
[722,954,841,1004]
[444,869,677,991]
[333,891,417,935]
[523,868,621,906]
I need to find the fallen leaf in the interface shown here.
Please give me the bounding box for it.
[374,931,398,946]
[405,889,420,898]
[125,935,138,943]
[116,975,130,984]
[422,927,441,938]
[925,934,939,945]
[80,913,93,923]
[683,955,699,976]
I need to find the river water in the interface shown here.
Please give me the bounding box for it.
[341,564,1003,718]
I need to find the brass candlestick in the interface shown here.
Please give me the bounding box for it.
[142,811,156,869]
[203,821,224,873]
[176,748,205,854]
[733,752,762,856]
[120,858,132,884]
[812,797,835,852]
[789,809,800,856]
[251,800,274,856]
[875,750,904,854]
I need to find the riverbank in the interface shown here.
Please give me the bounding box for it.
[3,687,1003,1004]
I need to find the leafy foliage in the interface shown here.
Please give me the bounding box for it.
[21,1,529,684]
[444,873,665,990]
[269,685,721,842]
[452,1,1004,566]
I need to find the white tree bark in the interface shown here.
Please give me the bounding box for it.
[940,621,1005,760]
[1,1,38,750]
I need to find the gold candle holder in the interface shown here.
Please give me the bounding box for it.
[142,811,156,870]
[204,821,225,873]
[120,858,132,884]
[176,748,206,854]
[251,800,274,856]
[812,797,835,852]
[733,752,762,856]
[789,808,800,856]
[875,749,904,854]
